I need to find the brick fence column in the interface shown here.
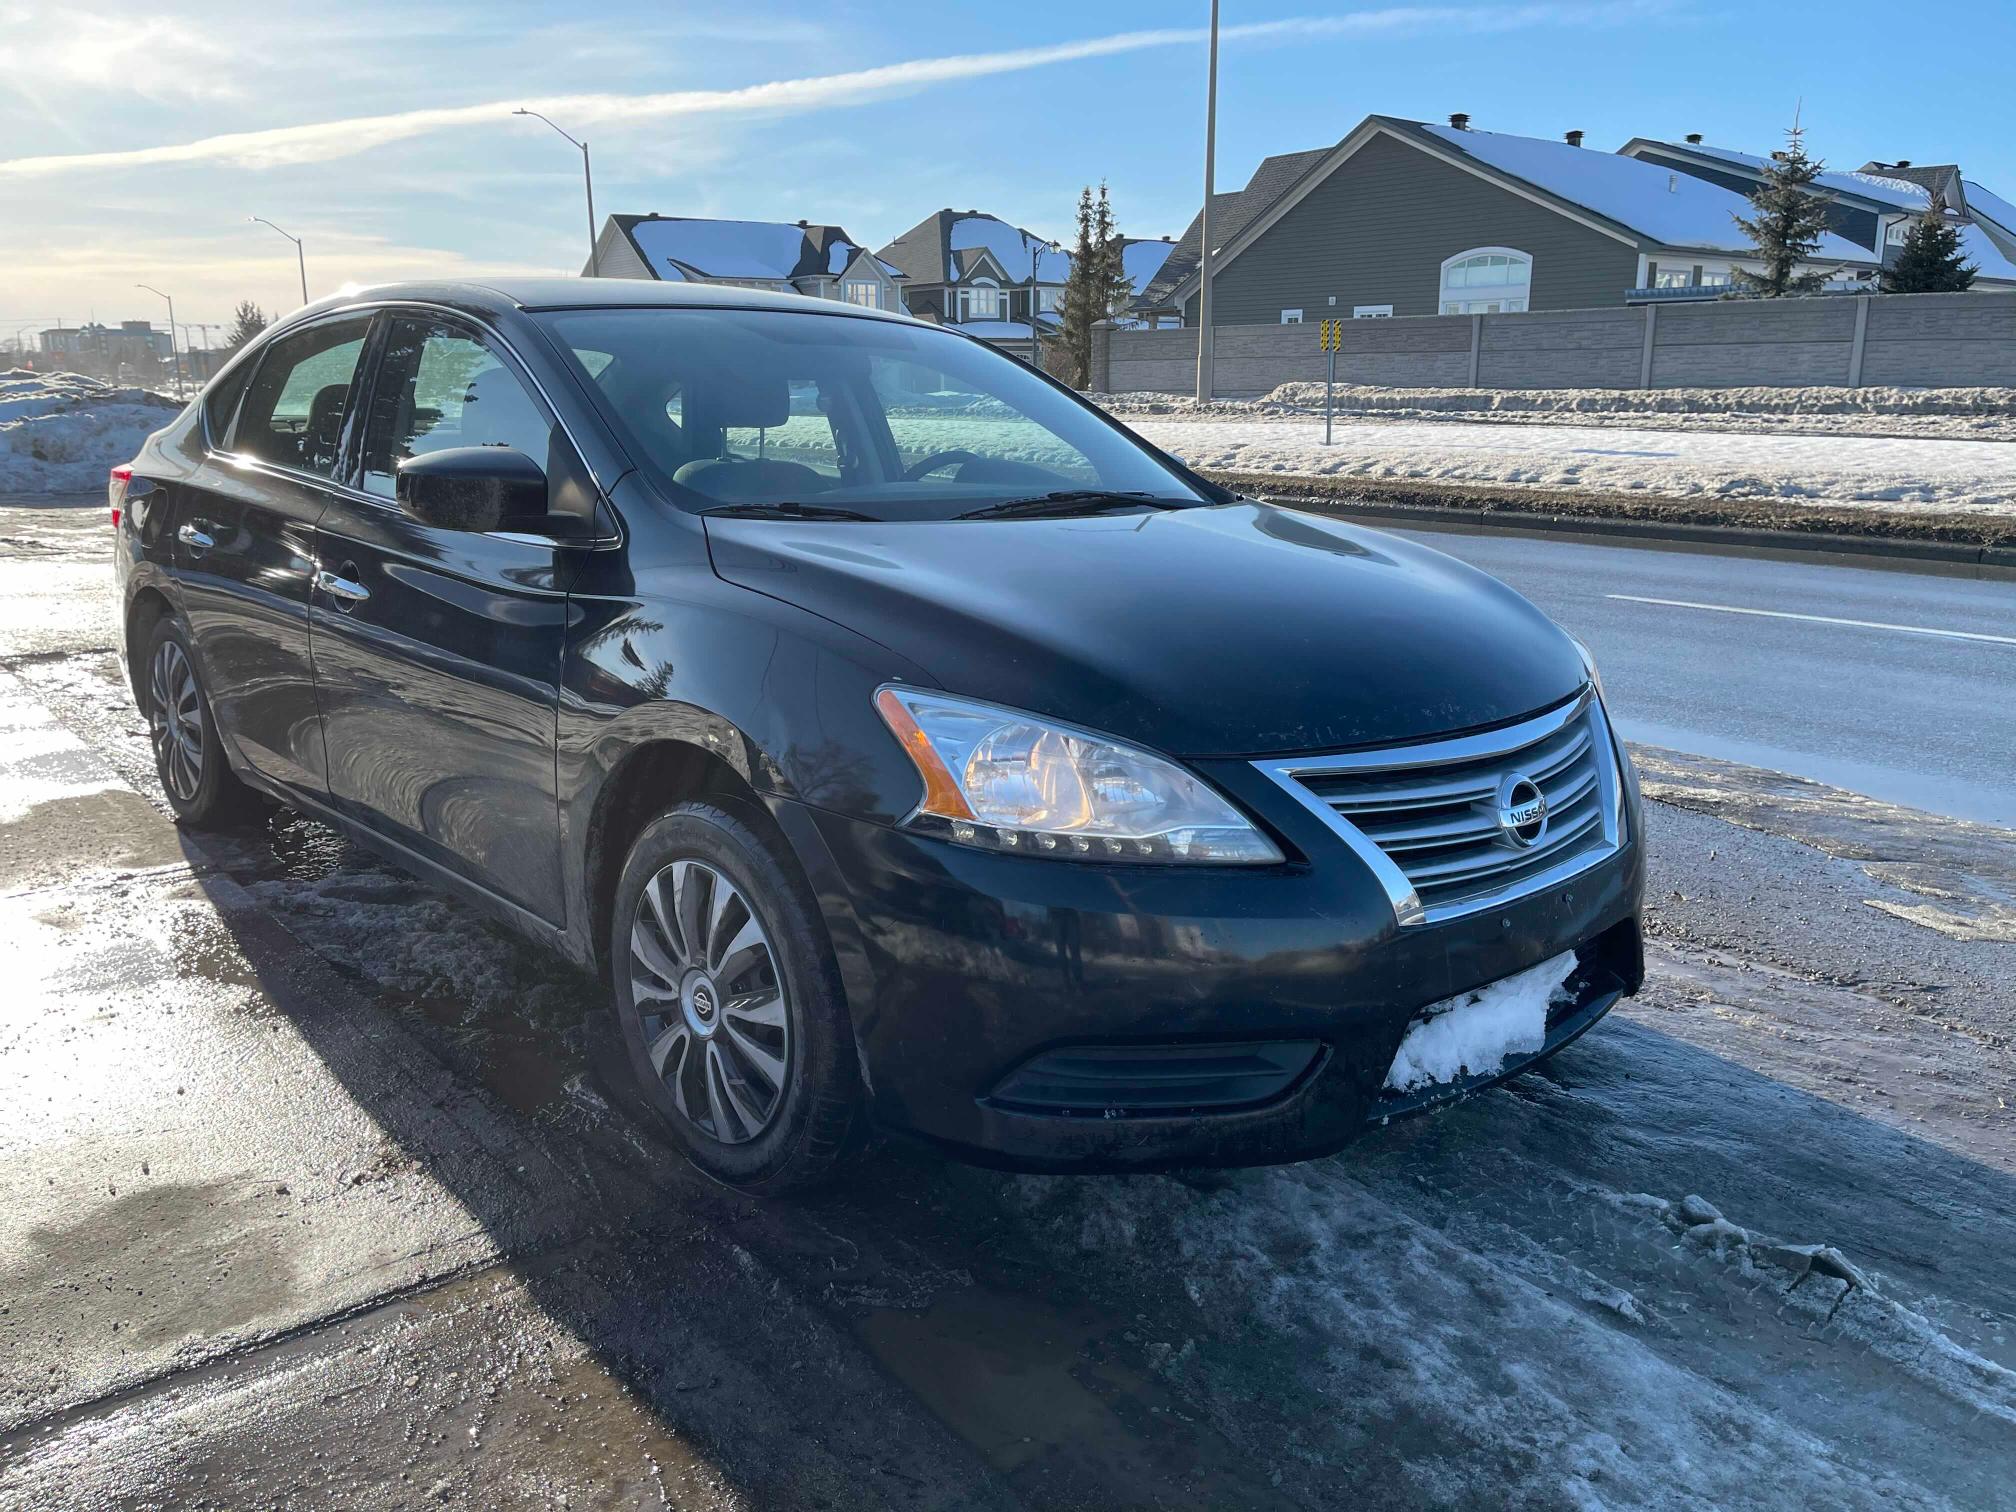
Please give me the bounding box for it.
[1089,321,1114,393]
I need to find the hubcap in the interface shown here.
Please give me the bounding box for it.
[148,640,203,802]
[628,860,790,1145]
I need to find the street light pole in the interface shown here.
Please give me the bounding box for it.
[515,109,599,276]
[1193,0,1220,402]
[136,284,182,399]
[250,217,309,305]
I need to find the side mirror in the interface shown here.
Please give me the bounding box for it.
[395,446,549,533]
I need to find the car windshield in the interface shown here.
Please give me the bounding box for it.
[535,306,1210,521]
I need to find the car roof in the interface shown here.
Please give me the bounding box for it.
[286,276,923,325]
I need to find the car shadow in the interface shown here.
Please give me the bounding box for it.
[172,812,2016,1509]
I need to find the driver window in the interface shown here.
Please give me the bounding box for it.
[868,357,1099,486]
[360,317,553,499]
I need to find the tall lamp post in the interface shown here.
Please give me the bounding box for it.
[514,109,599,276]
[1193,0,1220,401]
[250,217,309,305]
[1024,235,1061,368]
[135,283,183,399]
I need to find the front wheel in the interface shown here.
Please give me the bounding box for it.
[142,616,266,829]
[609,802,864,1195]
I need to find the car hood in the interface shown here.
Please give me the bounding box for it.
[705,501,1585,757]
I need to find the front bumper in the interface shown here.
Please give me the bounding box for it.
[780,756,1646,1174]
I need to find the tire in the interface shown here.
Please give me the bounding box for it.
[610,801,864,1195]
[141,615,267,829]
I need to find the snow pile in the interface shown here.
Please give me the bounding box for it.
[1384,950,1577,1091]
[1118,411,2016,517]
[0,369,179,495]
[1255,381,2016,420]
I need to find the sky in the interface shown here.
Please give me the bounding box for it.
[4,0,2014,343]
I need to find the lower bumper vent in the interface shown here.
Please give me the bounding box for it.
[989,1040,1323,1116]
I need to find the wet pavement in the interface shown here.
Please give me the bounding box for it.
[2,495,2014,1508]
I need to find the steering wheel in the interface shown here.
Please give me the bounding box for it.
[901,449,985,482]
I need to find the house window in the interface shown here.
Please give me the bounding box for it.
[958,282,1003,321]
[1037,287,1063,313]
[843,281,883,308]
[1353,304,1393,318]
[1438,248,1531,315]
[1280,308,1304,323]
[1654,267,1694,288]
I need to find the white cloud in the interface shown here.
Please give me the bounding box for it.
[0,6,243,102]
[0,5,1667,180]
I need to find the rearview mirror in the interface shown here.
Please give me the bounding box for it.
[396,447,550,533]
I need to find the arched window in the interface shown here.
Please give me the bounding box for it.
[1439,248,1532,315]
[958,279,1003,322]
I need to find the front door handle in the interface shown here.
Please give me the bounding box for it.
[177,523,215,551]
[315,568,371,605]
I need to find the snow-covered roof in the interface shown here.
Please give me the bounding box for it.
[1668,142,1935,211]
[947,215,1071,283]
[945,320,1035,339]
[1418,124,1874,260]
[1959,223,2016,282]
[1121,238,1176,295]
[1964,181,2016,237]
[629,218,813,281]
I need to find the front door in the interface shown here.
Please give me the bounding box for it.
[174,314,373,795]
[310,312,575,924]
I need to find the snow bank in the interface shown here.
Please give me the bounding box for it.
[1384,950,1577,1091]
[1255,381,2016,419]
[1118,411,2016,517]
[0,369,179,495]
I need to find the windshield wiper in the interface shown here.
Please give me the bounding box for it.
[703,501,880,522]
[952,490,1187,521]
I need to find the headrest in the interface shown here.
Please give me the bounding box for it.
[694,369,790,430]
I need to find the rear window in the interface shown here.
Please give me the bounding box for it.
[231,317,372,479]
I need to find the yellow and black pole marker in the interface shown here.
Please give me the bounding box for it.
[1319,318,1343,444]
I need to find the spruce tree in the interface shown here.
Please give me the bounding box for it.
[1090,182,1135,324]
[1728,125,1837,297]
[1052,186,1100,387]
[224,300,268,352]
[1880,199,1978,293]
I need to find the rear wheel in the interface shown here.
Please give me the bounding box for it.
[142,616,265,829]
[610,802,864,1194]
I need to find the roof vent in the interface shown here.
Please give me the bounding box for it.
[796,218,809,227]
[1162,234,1173,242]
[1685,132,1703,144]
[1564,129,1584,147]
[1895,159,1912,169]
[1448,112,1470,131]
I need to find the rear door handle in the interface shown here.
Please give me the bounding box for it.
[315,569,371,604]
[177,523,215,551]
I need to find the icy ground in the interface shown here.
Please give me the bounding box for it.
[1117,409,2016,517]
[0,369,179,494]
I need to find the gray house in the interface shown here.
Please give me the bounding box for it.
[1140,114,1888,325]
[877,209,1072,358]
[1618,136,2016,288]
[584,214,906,308]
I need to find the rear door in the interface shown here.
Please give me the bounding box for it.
[175,313,372,795]
[309,311,576,925]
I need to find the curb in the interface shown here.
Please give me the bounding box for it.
[1229,488,2016,580]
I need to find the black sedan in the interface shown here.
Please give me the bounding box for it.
[111,278,1643,1193]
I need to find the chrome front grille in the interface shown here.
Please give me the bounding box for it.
[1253,691,1623,926]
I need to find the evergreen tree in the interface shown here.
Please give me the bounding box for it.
[1050,182,1137,387]
[1880,199,1978,293]
[1051,186,1100,387]
[224,300,268,352]
[1728,125,1837,297]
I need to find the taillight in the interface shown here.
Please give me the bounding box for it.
[109,466,133,528]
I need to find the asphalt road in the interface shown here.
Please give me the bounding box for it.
[1390,525,2016,828]
[3,498,2014,1509]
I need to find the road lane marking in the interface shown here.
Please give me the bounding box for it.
[1606,595,2016,647]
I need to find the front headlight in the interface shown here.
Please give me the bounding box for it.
[873,686,1282,864]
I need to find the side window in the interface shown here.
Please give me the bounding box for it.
[231,318,371,478]
[360,317,554,499]
[201,354,257,447]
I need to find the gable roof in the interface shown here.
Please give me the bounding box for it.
[1148,118,1877,306]
[607,215,890,284]
[878,209,1071,286]
[1140,147,1331,306]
